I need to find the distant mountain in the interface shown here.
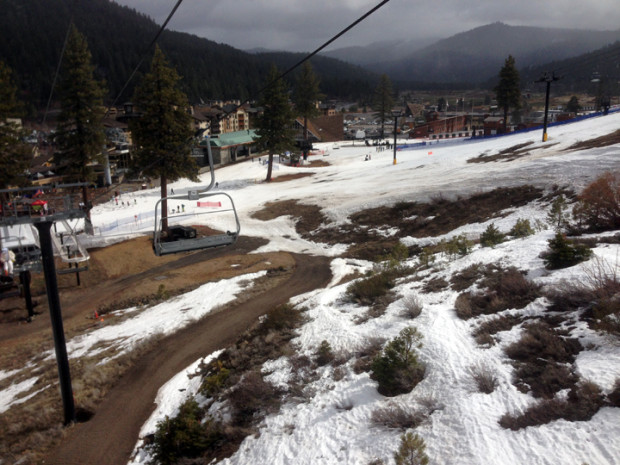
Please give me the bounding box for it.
[518,40,620,94]
[321,37,440,66]
[366,23,620,84]
[0,0,377,110]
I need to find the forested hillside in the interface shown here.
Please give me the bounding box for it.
[0,0,377,112]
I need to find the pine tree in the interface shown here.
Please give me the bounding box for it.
[53,25,106,211]
[255,65,296,181]
[0,60,31,189]
[566,96,581,114]
[394,432,429,465]
[130,46,195,232]
[494,55,521,133]
[372,74,395,139]
[292,62,323,159]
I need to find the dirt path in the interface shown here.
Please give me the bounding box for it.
[44,253,332,465]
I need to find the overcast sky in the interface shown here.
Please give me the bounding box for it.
[112,0,620,52]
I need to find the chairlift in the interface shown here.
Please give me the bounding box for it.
[152,139,241,256]
[51,219,90,274]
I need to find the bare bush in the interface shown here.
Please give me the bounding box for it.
[473,315,522,346]
[469,363,499,394]
[573,171,620,232]
[371,403,427,430]
[499,380,604,430]
[454,266,540,320]
[400,293,423,319]
[504,321,582,398]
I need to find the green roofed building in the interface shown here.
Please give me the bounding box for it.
[195,129,258,167]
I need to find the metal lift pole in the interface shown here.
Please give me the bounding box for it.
[33,220,76,425]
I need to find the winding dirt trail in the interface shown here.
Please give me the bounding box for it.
[44,252,332,465]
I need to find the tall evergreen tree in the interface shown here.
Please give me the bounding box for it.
[53,25,106,214]
[292,62,323,159]
[494,55,521,133]
[0,60,31,189]
[372,74,395,139]
[255,66,296,182]
[130,46,195,232]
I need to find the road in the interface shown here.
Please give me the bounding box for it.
[43,252,332,465]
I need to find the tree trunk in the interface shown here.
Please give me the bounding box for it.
[266,151,274,181]
[160,175,168,233]
[303,116,308,160]
[503,106,509,133]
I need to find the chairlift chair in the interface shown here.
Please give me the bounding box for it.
[152,139,241,256]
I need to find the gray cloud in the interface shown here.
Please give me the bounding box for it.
[113,0,620,52]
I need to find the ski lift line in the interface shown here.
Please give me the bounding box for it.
[42,0,80,126]
[205,0,392,130]
[105,0,186,115]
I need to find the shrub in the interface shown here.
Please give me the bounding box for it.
[422,276,448,293]
[371,327,425,396]
[400,293,423,319]
[469,363,499,394]
[346,271,395,305]
[394,432,429,465]
[353,337,385,374]
[228,371,282,427]
[417,247,435,268]
[315,340,335,366]
[371,403,427,430]
[547,194,570,231]
[542,233,592,270]
[450,263,484,291]
[480,223,505,247]
[473,315,522,346]
[499,380,604,430]
[454,266,540,319]
[441,234,473,259]
[149,399,223,465]
[573,171,620,232]
[504,321,582,398]
[510,218,535,238]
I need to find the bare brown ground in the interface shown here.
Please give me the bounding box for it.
[269,172,315,183]
[567,128,620,151]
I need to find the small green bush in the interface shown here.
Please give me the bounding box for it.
[480,223,505,248]
[510,218,535,238]
[149,399,223,465]
[394,432,429,465]
[315,340,335,366]
[440,234,473,259]
[371,327,425,396]
[542,233,592,270]
[547,194,571,231]
[346,271,395,305]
